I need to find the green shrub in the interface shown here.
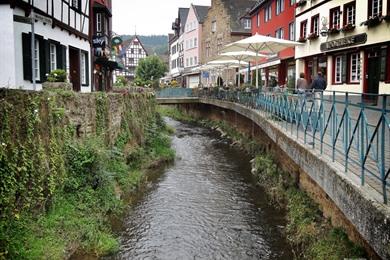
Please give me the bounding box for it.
[46,69,67,82]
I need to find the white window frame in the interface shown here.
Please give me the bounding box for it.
[346,3,356,25]
[265,5,272,22]
[331,8,341,29]
[96,13,102,33]
[312,16,319,35]
[34,39,40,81]
[244,19,251,29]
[276,0,284,15]
[50,43,57,71]
[80,52,86,85]
[350,53,360,83]
[275,28,284,39]
[194,56,197,65]
[289,22,295,40]
[372,0,382,17]
[194,38,197,47]
[335,56,342,83]
[257,12,260,27]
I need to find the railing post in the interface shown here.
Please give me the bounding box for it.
[320,91,324,154]
[381,95,387,204]
[360,94,365,186]
[332,91,336,162]
[344,92,349,172]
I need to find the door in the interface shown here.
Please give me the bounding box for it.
[69,47,80,92]
[366,50,380,104]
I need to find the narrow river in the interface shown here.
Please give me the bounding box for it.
[109,118,293,259]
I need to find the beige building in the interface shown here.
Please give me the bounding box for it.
[295,0,390,95]
[201,0,257,85]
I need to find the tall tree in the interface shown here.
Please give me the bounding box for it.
[135,55,167,83]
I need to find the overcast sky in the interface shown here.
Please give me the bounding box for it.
[112,0,211,36]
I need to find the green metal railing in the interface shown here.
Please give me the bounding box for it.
[157,88,390,203]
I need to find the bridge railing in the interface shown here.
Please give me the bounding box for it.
[158,87,390,203]
[156,88,195,98]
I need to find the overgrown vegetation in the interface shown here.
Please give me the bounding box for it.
[160,106,366,259]
[0,90,174,259]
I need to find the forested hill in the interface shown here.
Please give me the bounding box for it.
[121,35,168,56]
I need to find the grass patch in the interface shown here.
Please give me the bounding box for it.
[157,105,196,123]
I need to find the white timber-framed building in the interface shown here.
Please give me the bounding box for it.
[0,0,91,92]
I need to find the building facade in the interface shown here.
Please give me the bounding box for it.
[119,36,148,81]
[90,0,116,92]
[182,4,209,88]
[168,8,189,86]
[201,0,257,85]
[295,0,390,94]
[0,0,91,92]
[249,0,296,88]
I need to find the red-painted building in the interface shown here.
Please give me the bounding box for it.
[90,0,116,91]
[249,0,296,88]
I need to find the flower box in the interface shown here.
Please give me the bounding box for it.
[328,27,340,35]
[295,0,307,7]
[307,33,319,40]
[298,37,307,43]
[361,15,383,28]
[341,23,355,32]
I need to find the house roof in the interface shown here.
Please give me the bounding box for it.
[248,0,267,15]
[223,0,258,33]
[193,5,210,24]
[122,35,149,56]
[178,8,190,35]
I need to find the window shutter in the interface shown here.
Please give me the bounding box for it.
[85,52,89,86]
[56,44,62,69]
[341,54,347,83]
[44,40,50,76]
[39,37,46,82]
[22,33,32,81]
[56,45,67,70]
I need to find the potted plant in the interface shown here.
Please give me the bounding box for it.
[328,27,340,35]
[43,69,72,91]
[307,32,319,40]
[361,15,383,28]
[341,23,355,32]
[295,0,307,7]
[297,36,307,43]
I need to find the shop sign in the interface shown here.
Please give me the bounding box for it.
[320,33,367,52]
[92,36,106,48]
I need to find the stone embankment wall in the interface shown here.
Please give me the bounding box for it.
[0,89,156,224]
[174,100,390,260]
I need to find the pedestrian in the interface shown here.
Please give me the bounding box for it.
[311,71,327,91]
[296,72,309,94]
[311,72,327,131]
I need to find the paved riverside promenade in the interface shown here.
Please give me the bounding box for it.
[157,89,390,259]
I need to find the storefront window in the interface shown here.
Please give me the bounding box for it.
[350,53,361,83]
[335,56,343,83]
[380,47,387,81]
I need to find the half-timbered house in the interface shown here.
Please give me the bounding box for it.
[0,0,91,92]
[117,35,148,81]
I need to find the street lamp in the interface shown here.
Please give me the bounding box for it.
[320,16,329,37]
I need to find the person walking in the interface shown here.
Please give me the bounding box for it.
[311,71,327,132]
[296,72,309,94]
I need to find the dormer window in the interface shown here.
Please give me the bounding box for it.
[244,19,251,29]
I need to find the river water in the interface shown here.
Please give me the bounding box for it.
[109,118,293,260]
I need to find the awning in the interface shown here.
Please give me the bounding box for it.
[93,2,112,17]
[95,57,123,70]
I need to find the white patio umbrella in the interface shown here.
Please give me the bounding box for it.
[219,51,269,88]
[222,33,303,88]
[207,60,248,87]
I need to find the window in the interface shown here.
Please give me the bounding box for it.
[139,49,142,54]
[206,41,211,57]
[194,38,197,47]
[350,53,361,82]
[380,47,388,81]
[289,22,295,40]
[71,0,80,9]
[369,0,382,17]
[34,39,40,80]
[80,52,86,85]
[265,5,272,22]
[96,13,102,33]
[300,20,307,38]
[257,12,260,27]
[186,58,189,67]
[275,28,284,39]
[190,57,193,66]
[335,56,343,83]
[194,56,197,65]
[211,21,216,32]
[344,2,356,25]
[129,58,134,64]
[244,18,251,29]
[330,7,341,29]
[50,43,57,71]
[131,48,134,54]
[311,15,319,35]
[276,0,285,15]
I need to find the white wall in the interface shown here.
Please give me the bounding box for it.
[11,8,91,92]
[0,6,16,88]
